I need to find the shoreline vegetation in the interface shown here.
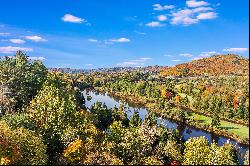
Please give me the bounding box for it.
[94,87,249,145]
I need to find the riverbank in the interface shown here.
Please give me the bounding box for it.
[178,93,249,126]
[94,87,249,145]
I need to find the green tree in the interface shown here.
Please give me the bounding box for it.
[0,51,47,113]
[183,137,211,165]
[144,112,157,126]
[211,112,221,128]
[90,102,113,130]
[28,74,78,160]
[210,143,238,165]
[130,110,142,126]
[211,97,221,128]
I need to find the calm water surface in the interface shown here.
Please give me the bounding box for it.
[82,89,249,164]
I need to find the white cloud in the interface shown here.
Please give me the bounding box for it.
[85,63,93,66]
[172,59,182,62]
[62,14,86,23]
[180,53,193,57]
[148,1,217,26]
[140,57,152,60]
[192,57,202,60]
[134,31,146,35]
[157,15,168,21]
[117,57,152,67]
[146,21,165,27]
[109,38,131,43]
[192,51,218,60]
[168,0,217,26]
[25,36,47,42]
[88,38,99,43]
[192,7,213,13]
[186,0,209,8]
[0,32,10,36]
[29,56,46,61]
[197,12,217,20]
[104,40,114,45]
[0,46,33,54]
[171,9,199,25]
[117,61,139,66]
[171,6,217,25]
[199,51,218,57]
[164,54,174,57]
[223,48,249,53]
[10,39,25,44]
[153,4,175,11]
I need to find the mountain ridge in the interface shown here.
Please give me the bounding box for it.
[160,54,249,77]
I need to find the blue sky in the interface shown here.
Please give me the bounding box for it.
[0,0,249,69]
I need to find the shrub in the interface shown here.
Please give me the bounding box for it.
[0,121,47,165]
[0,113,35,130]
[183,137,238,165]
[244,150,249,165]
[63,138,123,165]
[210,143,238,165]
[183,137,212,165]
[60,115,99,147]
[107,121,153,165]
[142,156,163,165]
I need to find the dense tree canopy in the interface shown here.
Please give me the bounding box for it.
[0,51,47,113]
[0,52,248,165]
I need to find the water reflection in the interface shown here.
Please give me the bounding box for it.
[82,89,249,163]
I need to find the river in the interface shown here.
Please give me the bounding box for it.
[82,89,249,164]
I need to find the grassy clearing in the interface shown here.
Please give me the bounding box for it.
[178,92,249,139]
[190,113,249,139]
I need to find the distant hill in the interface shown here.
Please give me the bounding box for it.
[160,54,249,77]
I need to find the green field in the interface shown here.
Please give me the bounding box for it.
[190,113,249,139]
[178,92,249,139]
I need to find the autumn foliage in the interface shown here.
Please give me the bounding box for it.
[160,54,249,77]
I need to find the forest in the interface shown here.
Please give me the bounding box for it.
[0,51,249,165]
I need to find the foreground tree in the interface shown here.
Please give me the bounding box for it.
[0,121,48,165]
[28,74,79,161]
[244,150,249,165]
[183,137,238,165]
[0,51,47,113]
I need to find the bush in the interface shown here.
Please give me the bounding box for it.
[0,113,35,130]
[142,156,163,165]
[210,143,238,165]
[107,121,153,165]
[183,137,213,165]
[183,137,238,165]
[63,138,123,165]
[60,115,99,147]
[0,121,47,165]
[244,150,249,165]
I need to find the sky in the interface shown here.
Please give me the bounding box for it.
[0,0,249,69]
